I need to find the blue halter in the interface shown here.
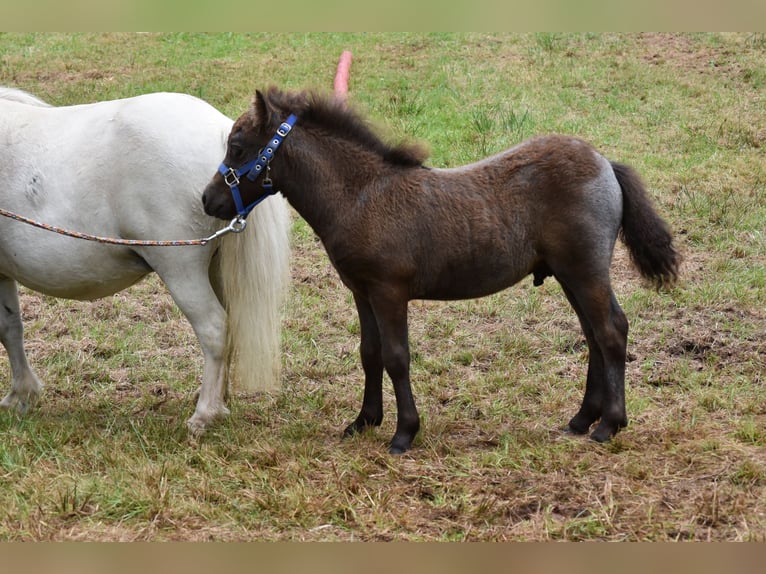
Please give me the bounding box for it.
[217,114,298,217]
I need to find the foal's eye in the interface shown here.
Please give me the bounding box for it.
[230,145,245,161]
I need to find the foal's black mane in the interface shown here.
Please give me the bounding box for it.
[261,87,428,168]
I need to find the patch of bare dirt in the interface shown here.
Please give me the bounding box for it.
[637,32,743,76]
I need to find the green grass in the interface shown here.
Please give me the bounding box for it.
[0,32,764,540]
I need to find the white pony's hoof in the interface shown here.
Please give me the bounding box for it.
[186,404,231,437]
[0,389,39,414]
[186,417,207,438]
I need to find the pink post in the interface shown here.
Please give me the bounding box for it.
[334,50,353,102]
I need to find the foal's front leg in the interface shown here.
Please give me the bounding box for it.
[344,294,384,436]
[369,291,419,454]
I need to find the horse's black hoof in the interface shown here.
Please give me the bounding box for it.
[589,430,612,443]
[564,415,594,435]
[589,416,627,443]
[590,423,623,443]
[389,444,409,455]
[563,423,589,436]
[388,435,413,455]
[342,423,365,439]
[343,416,382,438]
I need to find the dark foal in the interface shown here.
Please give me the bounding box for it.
[202,87,679,454]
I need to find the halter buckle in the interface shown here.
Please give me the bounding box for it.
[222,168,240,188]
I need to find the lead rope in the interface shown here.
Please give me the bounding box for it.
[0,207,247,246]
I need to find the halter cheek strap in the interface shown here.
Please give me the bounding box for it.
[218,113,298,217]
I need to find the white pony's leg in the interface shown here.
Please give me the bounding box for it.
[0,277,43,412]
[150,254,230,436]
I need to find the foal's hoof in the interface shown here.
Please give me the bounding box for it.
[589,429,613,443]
[563,423,590,436]
[589,418,628,443]
[388,436,414,455]
[565,412,598,436]
[343,415,382,438]
[589,426,622,443]
[342,423,360,438]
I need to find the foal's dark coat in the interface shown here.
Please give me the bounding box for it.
[203,87,680,454]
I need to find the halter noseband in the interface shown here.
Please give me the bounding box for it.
[217,114,298,218]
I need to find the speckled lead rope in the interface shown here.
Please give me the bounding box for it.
[0,207,246,246]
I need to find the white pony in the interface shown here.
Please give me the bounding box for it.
[0,87,291,434]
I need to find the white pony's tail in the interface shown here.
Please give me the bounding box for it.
[218,196,291,392]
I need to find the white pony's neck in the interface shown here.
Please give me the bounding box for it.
[0,87,51,107]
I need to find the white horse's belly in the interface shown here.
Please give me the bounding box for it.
[0,236,151,300]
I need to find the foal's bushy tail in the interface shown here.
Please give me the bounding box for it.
[612,162,680,289]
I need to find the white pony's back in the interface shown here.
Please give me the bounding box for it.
[0,87,51,107]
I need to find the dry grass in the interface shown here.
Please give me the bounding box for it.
[0,33,764,541]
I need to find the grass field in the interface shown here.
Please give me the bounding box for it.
[0,32,764,541]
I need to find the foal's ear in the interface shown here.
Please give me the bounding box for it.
[250,89,275,131]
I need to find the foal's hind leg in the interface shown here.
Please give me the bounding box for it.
[344,294,385,437]
[557,277,629,442]
[559,283,606,434]
[0,278,43,413]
